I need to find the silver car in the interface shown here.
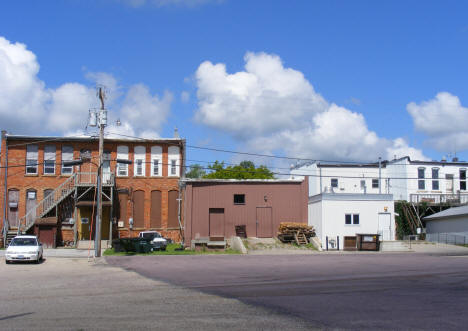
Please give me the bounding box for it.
[5,235,43,264]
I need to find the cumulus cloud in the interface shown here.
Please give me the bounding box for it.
[407,92,468,152]
[194,52,427,162]
[0,36,172,138]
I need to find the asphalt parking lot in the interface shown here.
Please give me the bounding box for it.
[107,253,468,330]
[0,257,311,330]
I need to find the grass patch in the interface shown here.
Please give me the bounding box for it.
[103,243,240,256]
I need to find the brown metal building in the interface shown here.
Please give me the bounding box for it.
[182,178,308,247]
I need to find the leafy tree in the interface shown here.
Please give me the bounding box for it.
[185,164,206,178]
[203,161,275,179]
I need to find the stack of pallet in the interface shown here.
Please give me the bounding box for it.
[277,222,315,246]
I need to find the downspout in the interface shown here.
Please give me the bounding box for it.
[2,133,8,246]
[177,139,186,246]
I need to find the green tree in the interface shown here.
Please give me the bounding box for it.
[185,164,206,178]
[203,161,275,179]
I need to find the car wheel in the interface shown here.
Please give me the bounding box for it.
[5,259,10,264]
[162,247,167,251]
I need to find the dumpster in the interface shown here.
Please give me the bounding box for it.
[356,234,381,251]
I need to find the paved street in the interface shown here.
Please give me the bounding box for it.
[0,258,310,330]
[107,253,468,330]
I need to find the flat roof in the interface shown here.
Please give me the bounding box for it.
[4,134,184,144]
[182,178,303,184]
[424,205,468,221]
[309,193,393,203]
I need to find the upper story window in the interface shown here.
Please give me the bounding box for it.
[61,145,74,175]
[26,144,38,174]
[168,146,180,177]
[460,169,467,191]
[43,145,56,175]
[331,178,338,188]
[372,179,379,189]
[432,168,439,190]
[117,146,129,177]
[134,146,146,177]
[151,146,162,176]
[418,167,425,190]
[234,194,245,204]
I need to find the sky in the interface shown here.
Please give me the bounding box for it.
[1,0,468,172]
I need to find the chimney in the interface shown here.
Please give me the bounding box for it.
[174,127,180,138]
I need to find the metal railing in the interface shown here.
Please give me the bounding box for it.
[410,193,468,205]
[75,172,114,186]
[426,232,468,246]
[17,173,77,234]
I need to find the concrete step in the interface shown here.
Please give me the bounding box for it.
[380,240,411,252]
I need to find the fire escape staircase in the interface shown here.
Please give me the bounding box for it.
[15,173,77,236]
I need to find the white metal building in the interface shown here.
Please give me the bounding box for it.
[309,193,395,250]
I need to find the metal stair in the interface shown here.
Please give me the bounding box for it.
[17,173,77,235]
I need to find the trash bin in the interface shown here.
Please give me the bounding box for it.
[112,239,123,252]
[356,234,381,251]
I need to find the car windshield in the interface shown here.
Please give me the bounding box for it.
[10,238,38,246]
[142,232,161,239]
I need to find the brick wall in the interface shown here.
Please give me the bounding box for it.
[0,134,185,246]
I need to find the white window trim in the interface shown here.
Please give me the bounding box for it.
[61,145,74,175]
[134,146,146,177]
[26,145,38,175]
[168,146,180,177]
[345,213,360,226]
[117,146,129,177]
[151,146,162,177]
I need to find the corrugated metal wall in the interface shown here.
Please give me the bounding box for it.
[184,179,308,245]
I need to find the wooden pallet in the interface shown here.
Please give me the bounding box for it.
[294,231,308,245]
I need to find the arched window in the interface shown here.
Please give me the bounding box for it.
[168,146,180,177]
[134,146,146,176]
[117,146,129,176]
[133,190,145,228]
[150,190,162,228]
[151,146,162,176]
[168,190,179,228]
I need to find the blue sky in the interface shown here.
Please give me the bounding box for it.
[1,0,468,170]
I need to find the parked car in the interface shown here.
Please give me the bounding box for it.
[138,231,168,251]
[5,235,43,264]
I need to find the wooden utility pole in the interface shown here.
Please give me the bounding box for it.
[95,87,106,257]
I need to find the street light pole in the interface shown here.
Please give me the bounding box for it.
[95,88,106,257]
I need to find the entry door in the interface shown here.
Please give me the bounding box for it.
[445,174,454,193]
[209,208,225,237]
[102,151,111,184]
[378,213,392,241]
[8,190,19,228]
[26,190,37,226]
[256,207,273,238]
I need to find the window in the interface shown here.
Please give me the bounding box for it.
[331,178,338,188]
[134,146,146,176]
[26,144,38,174]
[43,145,56,175]
[168,146,180,177]
[372,179,379,189]
[151,146,162,176]
[61,145,74,174]
[418,167,425,190]
[234,194,245,204]
[345,214,359,225]
[461,169,467,191]
[171,160,176,175]
[117,146,129,176]
[432,168,439,190]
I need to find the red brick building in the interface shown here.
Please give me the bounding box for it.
[0,131,185,247]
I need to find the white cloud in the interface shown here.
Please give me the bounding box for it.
[194,52,427,162]
[407,92,468,152]
[120,84,172,138]
[180,91,190,103]
[0,36,172,138]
